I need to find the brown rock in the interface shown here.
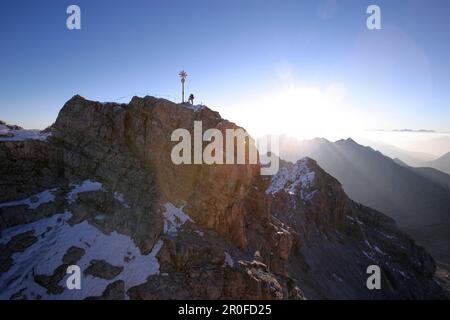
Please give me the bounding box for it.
[84,260,123,280]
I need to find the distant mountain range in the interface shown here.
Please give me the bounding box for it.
[425,152,450,175]
[355,138,450,175]
[354,138,436,167]
[400,164,450,192]
[265,135,450,264]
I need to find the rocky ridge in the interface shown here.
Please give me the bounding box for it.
[0,96,446,299]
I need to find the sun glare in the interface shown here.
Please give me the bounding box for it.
[229,83,360,141]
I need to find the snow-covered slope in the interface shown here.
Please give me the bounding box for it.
[0,181,167,300]
[0,211,163,300]
[0,122,50,142]
[267,158,317,202]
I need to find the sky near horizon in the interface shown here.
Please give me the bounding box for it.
[0,0,449,153]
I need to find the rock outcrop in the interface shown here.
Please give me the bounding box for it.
[269,159,445,299]
[0,97,446,300]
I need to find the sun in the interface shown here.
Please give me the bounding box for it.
[228,83,359,141]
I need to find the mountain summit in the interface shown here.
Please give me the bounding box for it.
[269,135,450,264]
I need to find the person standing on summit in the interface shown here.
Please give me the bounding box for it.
[188,93,195,105]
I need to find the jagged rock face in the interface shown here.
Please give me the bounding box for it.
[0,140,58,202]
[0,97,447,300]
[268,158,446,299]
[0,96,290,300]
[52,95,268,248]
[0,140,161,254]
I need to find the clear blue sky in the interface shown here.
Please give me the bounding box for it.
[0,0,449,135]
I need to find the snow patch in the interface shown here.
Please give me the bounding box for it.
[195,230,204,237]
[346,215,364,225]
[385,262,411,279]
[162,202,194,236]
[224,252,234,268]
[0,211,163,300]
[302,189,318,202]
[332,273,343,283]
[182,103,205,112]
[114,192,131,209]
[362,250,376,262]
[266,158,316,202]
[0,127,51,142]
[0,188,57,210]
[373,246,386,256]
[67,180,104,204]
[377,230,395,240]
[397,269,410,279]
